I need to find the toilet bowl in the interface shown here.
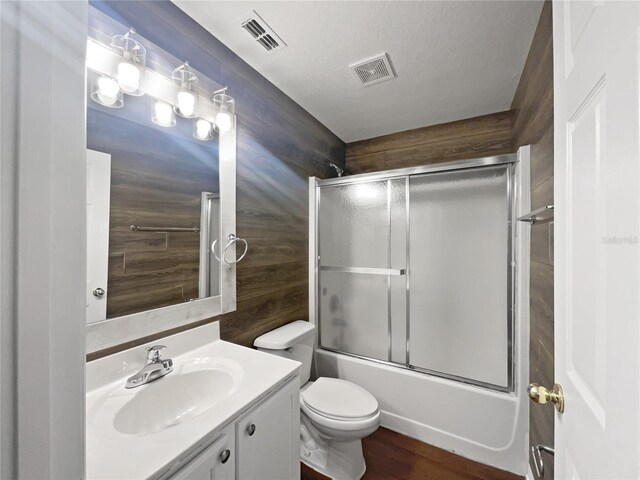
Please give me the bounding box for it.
[254,321,380,480]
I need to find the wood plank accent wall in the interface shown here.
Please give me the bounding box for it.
[511,2,555,477]
[345,110,514,174]
[88,1,344,359]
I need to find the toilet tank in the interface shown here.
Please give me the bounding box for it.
[253,320,315,384]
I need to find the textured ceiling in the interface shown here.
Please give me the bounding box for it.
[174,1,543,142]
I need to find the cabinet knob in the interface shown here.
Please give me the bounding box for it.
[219,449,231,464]
[247,423,256,436]
[93,287,105,297]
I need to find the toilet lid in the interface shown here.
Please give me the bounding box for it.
[301,378,379,420]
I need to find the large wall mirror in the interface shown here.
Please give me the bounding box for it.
[85,6,237,354]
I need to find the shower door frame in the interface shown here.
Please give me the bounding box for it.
[311,153,518,392]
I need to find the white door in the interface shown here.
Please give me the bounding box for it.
[236,378,300,480]
[86,149,111,323]
[554,1,640,478]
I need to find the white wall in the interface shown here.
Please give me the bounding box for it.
[0,2,18,477]
[1,1,87,477]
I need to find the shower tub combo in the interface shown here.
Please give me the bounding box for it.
[308,151,531,475]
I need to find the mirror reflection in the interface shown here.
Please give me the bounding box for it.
[85,11,223,323]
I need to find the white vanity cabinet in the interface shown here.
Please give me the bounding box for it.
[171,425,235,480]
[236,378,300,480]
[170,377,300,480]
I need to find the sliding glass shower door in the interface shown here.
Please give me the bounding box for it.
[316,158,515,391]
[318,179,407,362]
[408,166,512,388]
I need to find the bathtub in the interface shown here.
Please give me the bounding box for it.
[315,348,528,474]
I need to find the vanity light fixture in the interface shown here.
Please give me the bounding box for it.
[91,74,124,108]
[111,28,146,96]
[212,87,236,134]
[88,30,236,132]
[152,100,176,127]
[193,118,214,141]
[172,62,198,118]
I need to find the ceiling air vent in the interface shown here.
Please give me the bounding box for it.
[349,53,396,87]
[240,11,286,53]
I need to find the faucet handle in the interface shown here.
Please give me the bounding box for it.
[146,345,167,363]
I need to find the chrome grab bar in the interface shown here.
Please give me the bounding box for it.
[517,205,554,225]
[212,233,248,266]
[532,444,554,478]
[130,225,200,233]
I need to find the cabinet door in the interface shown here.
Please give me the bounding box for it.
[171,425,235,480]
[236,378,300,480]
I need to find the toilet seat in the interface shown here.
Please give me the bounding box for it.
[301,377,380,429]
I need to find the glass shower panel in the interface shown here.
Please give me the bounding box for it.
[390,274,407,363]
[319,181,389,268]
[319,271,389,361]
[409,166,510,388]
[318,178,407,363]
[389,178,407,364]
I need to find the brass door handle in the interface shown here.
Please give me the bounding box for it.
[528,383,565,413]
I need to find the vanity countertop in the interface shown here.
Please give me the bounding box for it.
[86,323,300,480]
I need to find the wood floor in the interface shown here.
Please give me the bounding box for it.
[300,427,523,480]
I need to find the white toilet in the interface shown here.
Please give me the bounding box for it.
[254,320,380,480]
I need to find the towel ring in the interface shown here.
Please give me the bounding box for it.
[212,234,248,266]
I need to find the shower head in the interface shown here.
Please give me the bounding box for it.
[329,163,344,177]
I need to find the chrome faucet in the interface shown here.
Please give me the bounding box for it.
[125,345,173,389]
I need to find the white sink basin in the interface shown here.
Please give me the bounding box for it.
[114,369,235,435]
[88,356,243,439]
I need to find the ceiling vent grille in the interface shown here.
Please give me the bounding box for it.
[349,53,396,87]
[240,11,286,53]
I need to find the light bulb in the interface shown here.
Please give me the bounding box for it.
[195,119,212,140]
[117,61,141,94]
[153,101,175,127]
[353,183,379,201]
[177,90,196,117]
[97,77,120,106]
[216,110,232,133]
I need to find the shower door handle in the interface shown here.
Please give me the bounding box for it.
[319,266,406,275]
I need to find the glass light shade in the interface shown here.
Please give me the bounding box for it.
[172,63,198,118]
[152,100,176,127]
[213,92,235,133]
[90,75,124,108]
[111,29,146,96]
[193,118,214,141]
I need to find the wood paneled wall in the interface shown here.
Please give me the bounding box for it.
[345,111,514,174]
[88,1,344,359]
[88,106,219,318]
[511,2,555,477]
